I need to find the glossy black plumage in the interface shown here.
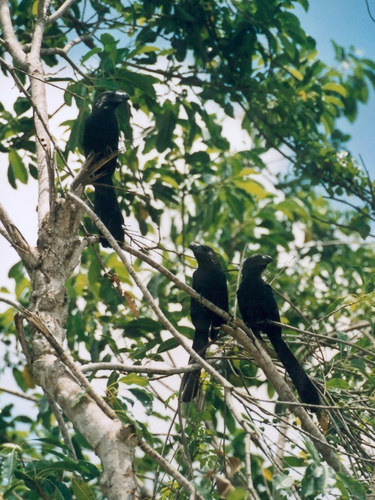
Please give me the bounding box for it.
[83,91,128,247]
[181,243,229,402]
[237,254,320,412]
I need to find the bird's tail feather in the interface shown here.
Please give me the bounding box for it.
[181,369,201,402]
[94,174,124,247]
[269,336,320,411]
[181,328,208,402]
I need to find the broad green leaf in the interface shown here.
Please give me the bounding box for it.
[124,318,161,337]
[336,473,367,500]
[237,168,256,177]
[32,0,38,15]
[2,450,17,483]
[276,198,309,219]
[8,148,28,185]
[226,489,248,500]
[235,180,267,198]
[322,82,347,97]
[81,47,101,64]
[286,67,304,81]
[156,108,177,152]
[12,367,28,392]
[128,45,159,58]
[157,337,179,353]
[128,388,153,414]
[119,374,149,386]
[321,112,335,134]
[72,478,97,500]
[117,70,156,97]
[324,95,344,108]
[326,378,350,389]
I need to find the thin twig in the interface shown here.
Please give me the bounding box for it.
[0,385,38,403]
[43,391,78,460]
[81,362,201,375]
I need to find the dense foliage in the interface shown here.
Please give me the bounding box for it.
[1,0,375,498]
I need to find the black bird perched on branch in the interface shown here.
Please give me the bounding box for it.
[237,254,320,412]
[83,90,129,247]
[181,243,229,402]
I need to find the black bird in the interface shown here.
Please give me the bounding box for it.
[83,90,129,247]
[237,254,320,412]
[181,243,229,402]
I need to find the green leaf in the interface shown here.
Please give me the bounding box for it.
[13,97,31,115]
[326,378,350,389]
[12,367,28,392]
[324,95,344,108]
[157,337,179,353]
[117,70,156,97]
[297,0,309,11]
[321,112,335,134]
[124,318,161,338]
[322,82,347,97]
[101,33,117,51]
[336,472,367,500]
[128,388,153,415]
[56,481,72,499]
[186,151,211,165]
[119,374,149,387]
[32,0,38,15]
[283,456,306,467]
[274,473,295,491]
[8,148,28,185]
[2,450,17,483]
[81,47,101,64]
[276,198,309,219]
[128,45,159,58]
[226,489,248,500]
[237,168,256,177]
[286,67,303,81]
[235,180,267,198]
[72,478,97,500]
[156,108,177,152]
[130,339,160,360]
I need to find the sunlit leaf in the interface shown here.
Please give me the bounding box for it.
[235,180,267,198]
[8,148,28,185]
[322,82,347,97]
[326,378,350,390]
[286,67,303,81]
[119,374,149,387]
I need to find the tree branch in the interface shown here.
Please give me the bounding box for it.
[43,391,78,460]
[0,385,38,402]
[0,202,38,269]
[137,439,205,500]
[81,362,201,376]
[46,0,78,25]
[29,0,50,60]
[0,0,27,67]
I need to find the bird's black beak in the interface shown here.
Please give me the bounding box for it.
[189,242,200,251]
[113,91,129,104]
[262,255,273,265]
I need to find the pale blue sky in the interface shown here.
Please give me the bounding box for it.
[297,0,375,171]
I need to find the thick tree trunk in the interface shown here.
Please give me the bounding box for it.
[29,198,138,499]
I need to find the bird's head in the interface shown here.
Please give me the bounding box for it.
[92,91,129,112]
[189,243,222,268]
[242,254,273,278]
